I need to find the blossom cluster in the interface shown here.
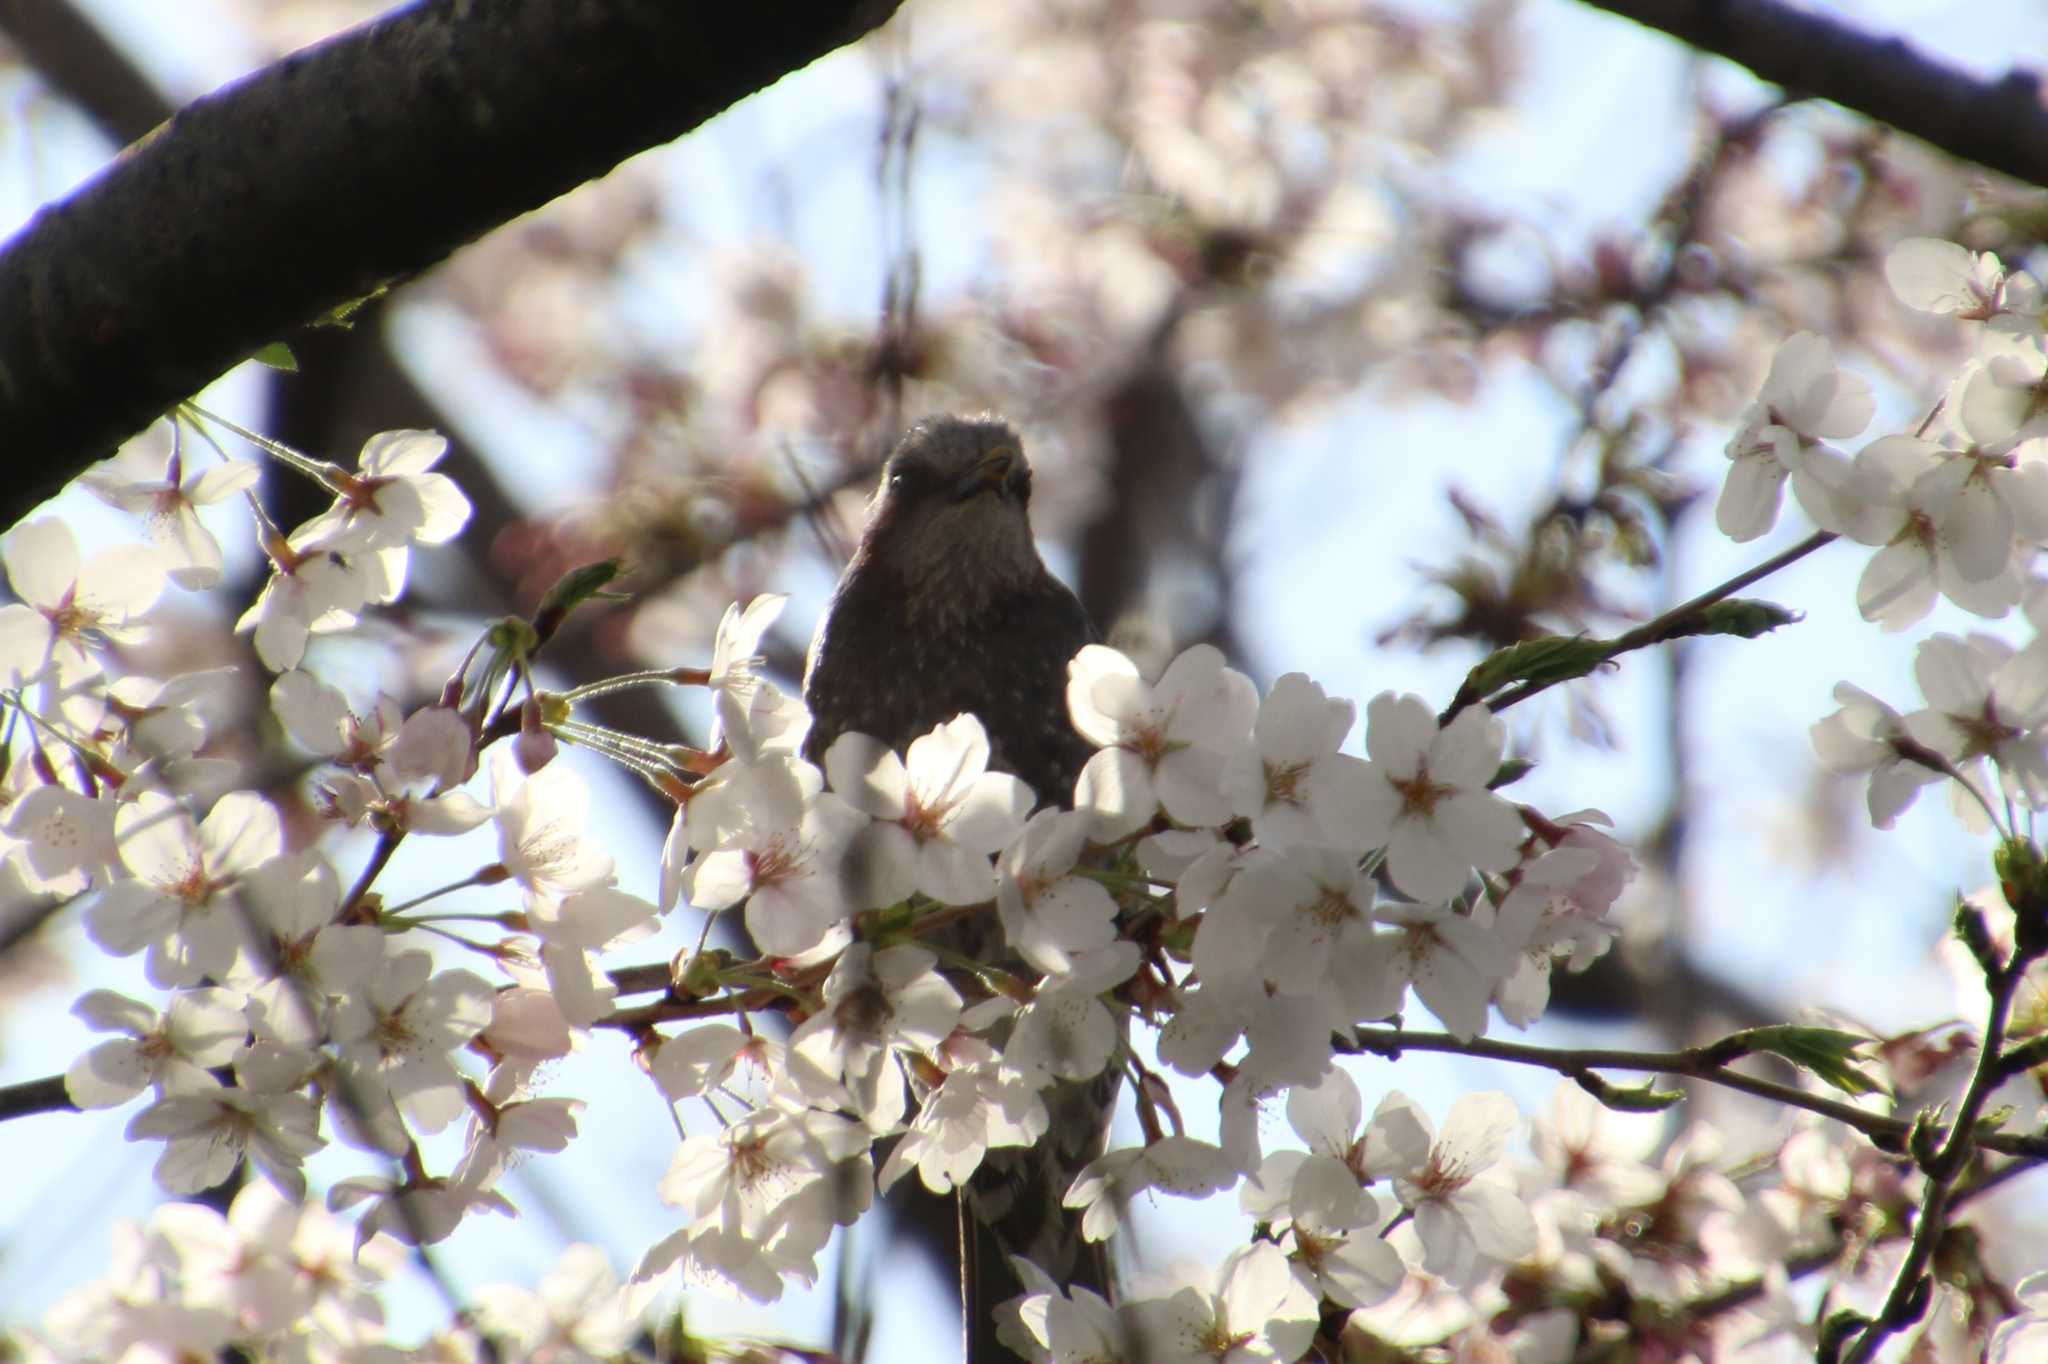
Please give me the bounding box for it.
[12,234,2048,1360]
[1738,239,2048,843]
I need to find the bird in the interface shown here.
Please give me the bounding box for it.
[803,413,1096,804]
[802,413,1108,1360]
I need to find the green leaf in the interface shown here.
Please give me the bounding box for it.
[1487,757,1535,790]
[1735,1025,1885,1097]
[1664,597,1798,641]
[250,341,298,372]
[1461,635,1609,702]
[1574,1072,1683,1113]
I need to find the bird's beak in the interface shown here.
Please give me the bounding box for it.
[950,446,1023,502]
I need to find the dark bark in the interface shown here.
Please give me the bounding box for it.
[0,0,904,491]
[1581,0,2048,189]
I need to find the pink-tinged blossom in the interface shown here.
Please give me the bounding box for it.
[330,948,495,1141]
[997,808,1119,975]
[1004,943,1139,1087]
[682,758,864,957]
[83,441,261,591]
[1810,683,1945,829]
[1348,693,1525,903]
[1903,631,2048,824]
[6,782,119,891]
[270,669,403,767]
[790,943,963,1131]
[1838,435,2024,630]
[1716,332,1873,542]
[86,789,284,988]
[825,713,1033,907]
[42,1218,239,1362]
[707,593,789,749]
[0,517,166,691]
[229,850,381,1046]
[488,749,658,1024]
[1066,643,1257,838]
[328,1172,514,1250]
[1376,900,1516,1040]
[1390,1091,1537,1280]
[1240,1150,1405,1310]
[1492,814,1633,1027]
[1004,1272,1133,1364]
[1123,1242,1319,1364]
[1064,1136,1238,1244]
[473,1243,640,1361]
[1991,1272,2048,1364]
[127,1079,325,1201]
[1885,237,2007,319]
[880,1057,1049,1196]
[1220,671,1373,849]
[659,1105,872,1247]
[290,429,472,554]
[235,539,372,672]
[64,987,247,1109]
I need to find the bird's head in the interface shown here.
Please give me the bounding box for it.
[853,414,1048,616]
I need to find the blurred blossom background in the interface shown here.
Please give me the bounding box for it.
[1,0,2044,1353]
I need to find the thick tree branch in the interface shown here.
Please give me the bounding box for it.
[1580,0,2048,190]
[0,0,903,490]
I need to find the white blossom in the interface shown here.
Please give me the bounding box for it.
[1067,643,1257,838]
[825,712,1033,907]
[64,987,246,1109]
[1348,693,1525,902]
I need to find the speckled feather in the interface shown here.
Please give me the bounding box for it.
[802,415,1096,806]
[799,416,1112,1346]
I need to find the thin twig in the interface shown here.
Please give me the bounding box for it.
[1339,1025,2048,1160]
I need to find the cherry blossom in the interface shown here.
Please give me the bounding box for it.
[707,592,788,748]
[1066,643,1257,838]
[1348,693,1525,902]
[1810,682,1946,829]
[127,1076,325,1200]
[789,943,963,1130]
[290,429,472,554]
[681,757,864,957]
[997,807,1119,974]
[85,789,284,988]
[1240,1150,1405,1310]
[1716,332,1874,541]
[1219,671,1372,849]
[0,517,166,693]
[1064,1136,1238,1244]
[1123,1242,1319,1364]
[473,1243,640,1360]
[329,948,495,1141]
[1903,632,2048,823]
[1390,1091,1537,1281]
[1886,236,2007,319]
[880,1055,1050,1196]
[1837,435,2025,629]
[64,987,247,1109]
[82,440,261,590]
[235,541,370,672]
[825,712,1033,907]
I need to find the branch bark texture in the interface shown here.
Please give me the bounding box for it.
[0,0,903,488]
[1581,0,2048,190]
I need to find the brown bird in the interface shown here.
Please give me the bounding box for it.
[803,414,1095,805]
[802,414,1108,1360]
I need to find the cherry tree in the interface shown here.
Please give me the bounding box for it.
[1,2,2047,1363]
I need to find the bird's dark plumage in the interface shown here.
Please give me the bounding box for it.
[802,414,1096,805]
[800,415,1108,1360]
